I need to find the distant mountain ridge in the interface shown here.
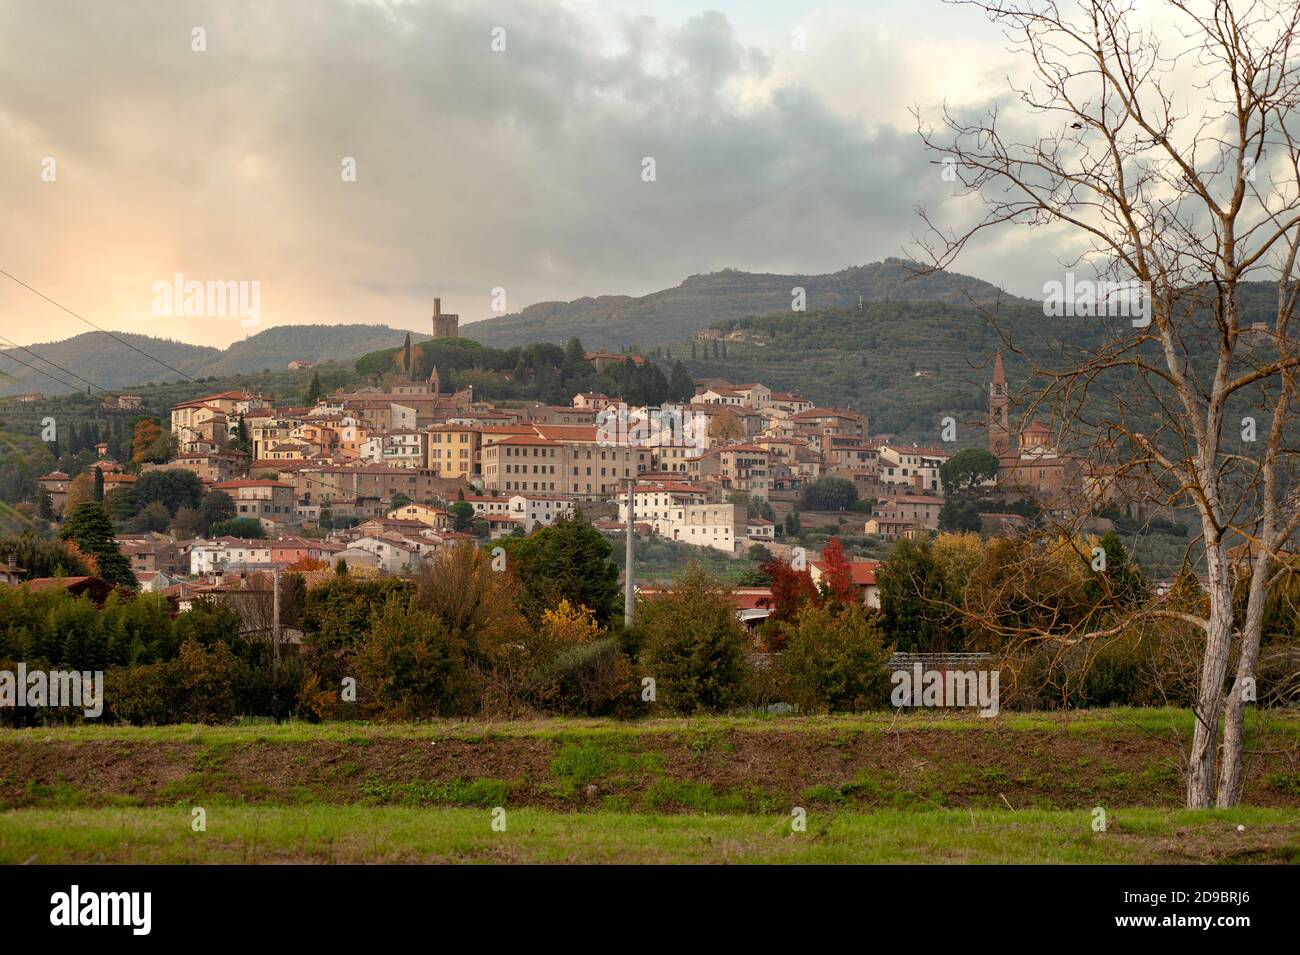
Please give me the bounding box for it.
[0,260,1019,395]
[464,259,1026,350]
[0,325,430,397]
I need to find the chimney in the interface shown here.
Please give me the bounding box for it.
[433,298,441,317]
[6,555,14,571]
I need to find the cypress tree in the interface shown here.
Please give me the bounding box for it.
[58,501,136,589]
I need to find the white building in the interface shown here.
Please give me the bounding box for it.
[348,535,425,574]
[616,481,710,526]
[877,444,950,493]
[508,494,575,532]
[618,493,744,555]
[670,502,745,553]
[190,538,274,575]
[464,495,512,518]
[360,430,426,468]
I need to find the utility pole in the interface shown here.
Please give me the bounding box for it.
[272,564,281,665]
[624,478,635,626]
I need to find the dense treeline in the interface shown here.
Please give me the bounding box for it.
[870,531,1300,708]
[2,514,1295,726]
[354,336,687,407]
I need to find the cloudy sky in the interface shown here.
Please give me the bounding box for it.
[0,0,1077,349]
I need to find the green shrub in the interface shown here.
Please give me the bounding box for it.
[526,638,639,717]
[352,594,477,719]
[103,660,175,725]
[637,562,750,714]
[103,638,316,724]
[782,604,892,712]
[105,639,250,724]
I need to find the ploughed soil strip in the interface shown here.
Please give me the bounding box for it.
[3,725,1298,811]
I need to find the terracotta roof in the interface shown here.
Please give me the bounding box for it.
[22,576,116,594]
[633,482,709,495]
[811,560,879,586]
[531,425,600,441]
[639,586,774,612]
[492,435,561,447]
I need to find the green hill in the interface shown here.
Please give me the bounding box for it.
[0,332,218,397]
[674,282,1285,439]
[0,325,429,397]
[676,300,1053,440]
[203,324,431,377]
[464,259,1025,350]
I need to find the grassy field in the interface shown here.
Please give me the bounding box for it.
[2,806,1296,864]
[2,709,1298,864]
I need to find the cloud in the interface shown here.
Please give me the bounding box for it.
[0,0,1028,348]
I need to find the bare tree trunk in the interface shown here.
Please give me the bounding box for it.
[1187,559,1233,808]
[1217,662,1250,807]
[1217,558,1271,806]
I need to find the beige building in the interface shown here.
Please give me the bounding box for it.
[387,502,450,529]
[697,444,771,500]
[171,390,269,444]
[294,465,466,509]
[427,424,481,481]
[669,502,746,554]
[792,407,870,439]
[481,434,642,499]
[213,479,299,530]
[865,494,943,539]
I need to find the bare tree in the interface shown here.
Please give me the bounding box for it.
[915,0,1300,807]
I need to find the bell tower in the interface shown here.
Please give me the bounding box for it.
[988,352,1011,455]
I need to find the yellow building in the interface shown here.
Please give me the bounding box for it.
[427,424,481,481]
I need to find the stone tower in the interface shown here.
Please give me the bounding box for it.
[988,351,1011,455]
[432,298,459,339]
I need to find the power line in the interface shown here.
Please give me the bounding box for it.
[0,333,119,400]
[0,347,86,395]
[0,268,199,384]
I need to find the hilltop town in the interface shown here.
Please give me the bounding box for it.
[15,294,1146,616]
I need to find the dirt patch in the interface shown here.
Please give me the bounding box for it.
[2,727,1297,811]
